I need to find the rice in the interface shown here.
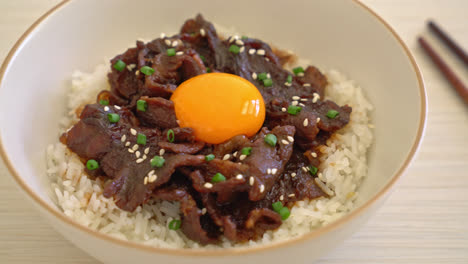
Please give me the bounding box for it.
[46,60,373,249]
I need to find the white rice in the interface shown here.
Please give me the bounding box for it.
[46,58,373,249]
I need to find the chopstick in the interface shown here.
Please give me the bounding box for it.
[418,37,468,104]
[428,21,468,67]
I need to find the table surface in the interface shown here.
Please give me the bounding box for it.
[1,0,467,263]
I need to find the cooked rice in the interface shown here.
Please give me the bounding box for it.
[46,58,373,249]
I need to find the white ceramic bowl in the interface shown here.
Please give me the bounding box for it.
[0,0,426,263]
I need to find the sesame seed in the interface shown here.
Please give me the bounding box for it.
[136,158,144,163]
[311,152,317,158]
[135,70,140,76]
[256,49,265,55]
[171,40,178,47]
[291,172,297,177]
[130,129,137,136]
[292,96,300,100]
[144,147,150,154]
[204,182,213,189]
[200,28,206,37]
[148,170,155,176]
[249,177,254,186]
[233,151,238,157]
[160,33,166,38]
[142,154,147,160]
[114,105,121,110]
[281,107,287,112]
[312,93,320,103]
[229,37,236,43]
[288,193,295,197]
[287,136,294,143]
[135,151,141,158]
[132,144,139,151]
[267,168,272,174]
[299,103,305,107]
[201,208,207,215]
[159,149,165,156]
[284,82,292,87]
[292,101,298,106]
[235,39,244,46]
[252,72,257,79]
[149,174,157,183]
[236,174,244,180]
[265,57,270,62]
[165,39,171,46]
[239,154,247,161]
[176,51,184,56]
[121,135,127,142]
[144,176,148,185]
[303,118,309,127]
[281,139,289,145]
[239,46,245,53]
[125,141,131,147]
[302,166,308,172]
[297,72,304,77]
[223,154,231,160]
[280,195,284,201]
[249,49,256,55]
[104,106,110,112]
[259,184,265,193]
[271,168,278,175]
[316,117,321,123]
[300,98,308,102]
[303,83,311,87]
[267,73,271,79]
[128,148,135,153]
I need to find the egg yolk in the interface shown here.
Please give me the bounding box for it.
[170,73,265,144]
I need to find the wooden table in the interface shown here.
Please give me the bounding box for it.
[1,1,467,263]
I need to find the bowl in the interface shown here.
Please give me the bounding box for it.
[0,0,426,263]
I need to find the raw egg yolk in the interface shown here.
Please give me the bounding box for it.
[171,73,265,144]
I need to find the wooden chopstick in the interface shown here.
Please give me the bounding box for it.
[418,37,468,104]
[428,21,468,67]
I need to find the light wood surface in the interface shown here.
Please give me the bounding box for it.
[1,1,467,263]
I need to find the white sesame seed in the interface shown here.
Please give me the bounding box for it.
[252,72,257,79]
[132,144,139,151]
[201,208,207,215]
[229,36,236,43]
[204,182,213,189]
[249,177,254,186]
[292,101,298,106]
[104,106,110,112]
[159,149,165,156]
[249,49,256,55]
[144,176,148,185]
[176,51,184,56]
[148,170,155,176]
[114,105,121,110]
[239,46,245,53]
[164,39,171,46]
[291,172,296,177]
[257,49,265,55]
[130,128,137,135]
[144,147,150,154]
[149,174,157,183]
[232,151,238,157]
[236,174,244,180]
[284,82,292,87]
[200,28,206,37]
[266,73,271,78]
[299,103,305,107]
[136,158,144,163]
[300,98,308,102]
[316,117,321,123]
[235,39,244,46]
[121,135,127,142]
[128,148,135,153]
[297,72,304,77]
[271,168,278,175]
[302,166,308,172]
[280,195,284,201]
[171,40,178,47]
[288,193,295,197]
[281,139,289,145]
[135,151,141,158]
[312,93,320,103]
[239,154,247,161]
[142,154,147,160]
[125,141,131,147]
[281,107,287,112]
[287,136,294,143]
[303,118,309,127]
[160,33,166,38]
[311,152,317,158]
[265,57,270,62]
[135,70,140,76]
[259,184,265,193]
[223,154,231,160]
[292,96,300,100]
[303,83,311,87]
[267,168,272,174]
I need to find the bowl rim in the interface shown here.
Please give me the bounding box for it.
[0,0,427,257]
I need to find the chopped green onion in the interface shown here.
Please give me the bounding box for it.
[113,60,126,72]
[292,66,304,76]
[167,48,176,56]
[272,201,283,213]
[205,154,215,161]
[279,207,290,220]
[211,172,226,183]
[200,55,206,62]
[257,72,268,81]
[263,78,273,87]
[167,129,175,143]
[241,147,252,156]
[151,156,165,168]
[286,75,293,84]
[264,134,277,147]
[107,113,120,123]
[229,44,240,54]
[308,166,318,175]
[137,133,147,145]
[99,99,109,106]
[241,35,248,40]
[168,219,181,230]
[206,67,211,73]
[136,100,148,112]
[287,105,302,115]
[140,66,155,76]
[86,159,99,170]
[326,109,339,119]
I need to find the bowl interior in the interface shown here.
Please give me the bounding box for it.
[0,0,424,247]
